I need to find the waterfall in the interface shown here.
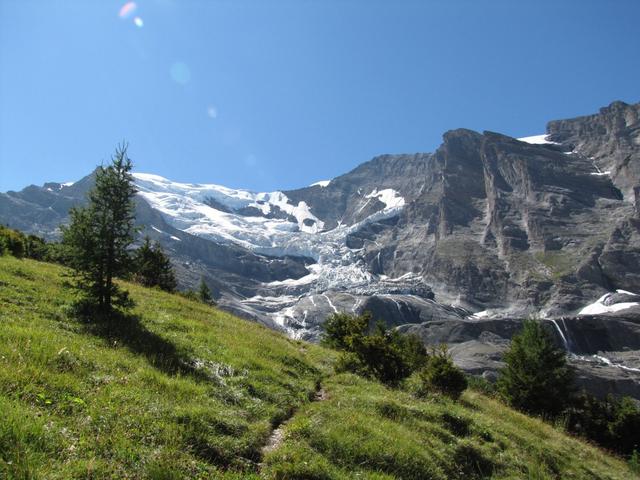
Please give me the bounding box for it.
[559,317,574,351]
[549,319,570,352]
[548,319,640,374]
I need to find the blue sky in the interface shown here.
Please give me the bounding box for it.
[1,0,638,192]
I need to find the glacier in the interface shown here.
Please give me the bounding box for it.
[133,173,421,337]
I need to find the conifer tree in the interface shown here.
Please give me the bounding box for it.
[198,277,213,304]
[497,319,574,417]
[133,237,177,292]
[62,144,137,313]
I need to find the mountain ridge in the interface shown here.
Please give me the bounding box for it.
[3,100,640,398]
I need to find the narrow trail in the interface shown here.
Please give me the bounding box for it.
[260,384,328,459]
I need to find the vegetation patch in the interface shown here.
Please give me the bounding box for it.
[0,256,636,479]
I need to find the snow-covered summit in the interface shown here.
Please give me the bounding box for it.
[134,173,325,247]
[133,172,405,260]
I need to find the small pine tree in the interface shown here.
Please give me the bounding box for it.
[497,319,574,417]
[198,277,213,304]
[133,237,177,292]
[61,144,137,313]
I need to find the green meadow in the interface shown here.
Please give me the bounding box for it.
[0,256,634,479]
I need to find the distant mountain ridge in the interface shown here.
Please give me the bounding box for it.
[4,100,640,398]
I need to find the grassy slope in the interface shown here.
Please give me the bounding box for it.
[0,256,331,479]
[263,374,632,479]
[0,256,634,480]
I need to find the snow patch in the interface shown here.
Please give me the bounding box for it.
[323,294,339,314]
[518,134,558,145]
[617,289,637,295]
[365,188,405,210]
[578,293,639,316]
[265,269,319,287]
[134,173,326,252]
[310,180,330,187]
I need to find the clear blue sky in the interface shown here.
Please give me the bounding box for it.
[1,0,638,192]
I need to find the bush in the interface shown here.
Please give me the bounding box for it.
[608,396,640,454]
[417,345,467,400]
[497,319,574,417]
[132,237,177,292]
[351,325,420,386]
[43,242,67,265]
[178,290,199,302]
[630,450,640,474]
[566,393,640,456]
[321,311,370,350]
[322,312,427,387]
[0,225,26,258]
[198,278,215,305]
[467,375,497,396]
[334,352,365,375]
[24,234,48,260]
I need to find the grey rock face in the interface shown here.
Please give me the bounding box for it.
[284,153,432,229]
[363,124,632,315]
[399,314,640,399]
[548,101,640,203]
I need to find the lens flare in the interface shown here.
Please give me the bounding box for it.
[170,62,191,85]
[207,106,218,119]
[134,17,144,28]
[119,2,137,18]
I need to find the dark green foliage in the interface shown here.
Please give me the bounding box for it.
[322,312,427,386]
[566,393,640,456]
[0,225,64,263]
[24,234,48,260]
[321,311,370,350]
[133,237,177,292]
[497,319,574,417]
[61,144,137,313]
[417,345,468,400]
[198,278,213,304]
[466,375,497,396]
[629,450,640,474]
[42,241,67,265]
[177,290,199,302]
[608,396,640,454]
[0,225,25,258]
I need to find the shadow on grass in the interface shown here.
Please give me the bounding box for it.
[80,309,209,381]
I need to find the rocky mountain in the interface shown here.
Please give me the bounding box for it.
[3,100,640,398]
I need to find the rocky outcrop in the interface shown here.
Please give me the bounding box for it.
[398,312,640,399]
[284,153,431,229]
[547,101,640,203]
[355,106,637,317]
